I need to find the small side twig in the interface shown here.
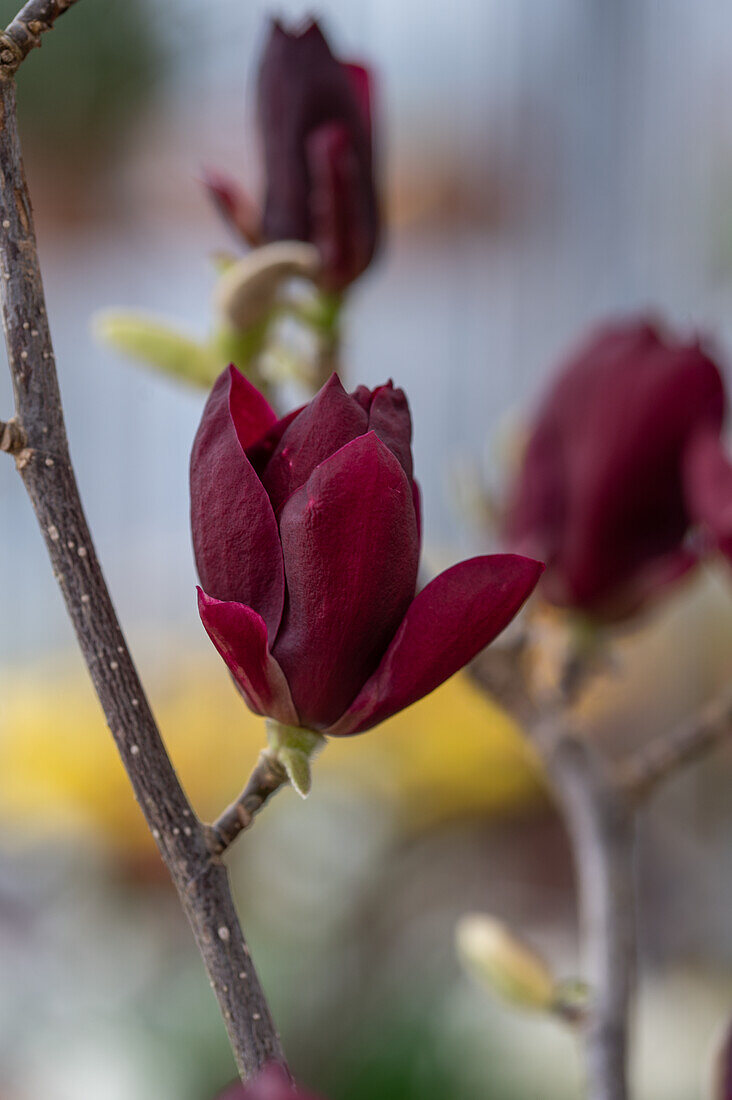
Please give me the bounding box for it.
[619,683,732,804]
[210,752,288,855]
[0,0,80,72]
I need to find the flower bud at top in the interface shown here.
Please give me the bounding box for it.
[256,19,379,291]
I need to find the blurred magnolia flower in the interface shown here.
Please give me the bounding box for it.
[504,317,731,620]
[684,426,732,564]
[456,913,555,1012]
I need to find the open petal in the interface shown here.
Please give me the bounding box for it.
[684,428,732,561]
[328,554,544,736]
[260,373,368,512]
[190,366,285,636]
[273,431,419,729]
[198,589,299,726]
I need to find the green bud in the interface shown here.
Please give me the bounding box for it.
[456,913,555,1012]
[93,310,218,389]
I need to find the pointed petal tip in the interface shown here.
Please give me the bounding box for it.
[327,553,544,737]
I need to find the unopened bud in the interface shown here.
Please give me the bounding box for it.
[93,310,217,389]
[456,913,555,1011]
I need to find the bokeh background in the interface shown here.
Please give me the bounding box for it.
[0,2,731,1097]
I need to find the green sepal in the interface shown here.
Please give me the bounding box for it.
[265,721,326,799]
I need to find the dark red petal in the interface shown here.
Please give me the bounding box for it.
[351,383,372,412]
[201,166,263,248]
[257,18,378,288]
[260,373,368,512]
[328,555,544,736]
[412,479,422,544]
[569,547,698,622]
[684,428,732,561]
[190,366,284,636]
[307,121,375,290]
[246,405,305,478]
[273,432,419,729]
[343,62,373,137]
[367,381,413,479]
[198,589,299,726]
[226,363,278,449]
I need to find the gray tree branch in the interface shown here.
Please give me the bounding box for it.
[472,646,636,1100]
[472,630,731,1100]
[544,730,635,1100]
[0,9,286,1083]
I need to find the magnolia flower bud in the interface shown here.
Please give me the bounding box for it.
[190,369,543,739]
[504,317,729,619]
[456,913,555,1011]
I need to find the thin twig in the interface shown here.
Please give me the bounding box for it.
[210,752,288,855]
[619,683,732,804]
[0,0,80,72]
[0,11,286,1082]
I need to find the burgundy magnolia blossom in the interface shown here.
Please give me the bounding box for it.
[191,367,542,735]
[684,426,732,562]
[216,1065,323,1099]
[205,18,378,292]
[504,318,731,619]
